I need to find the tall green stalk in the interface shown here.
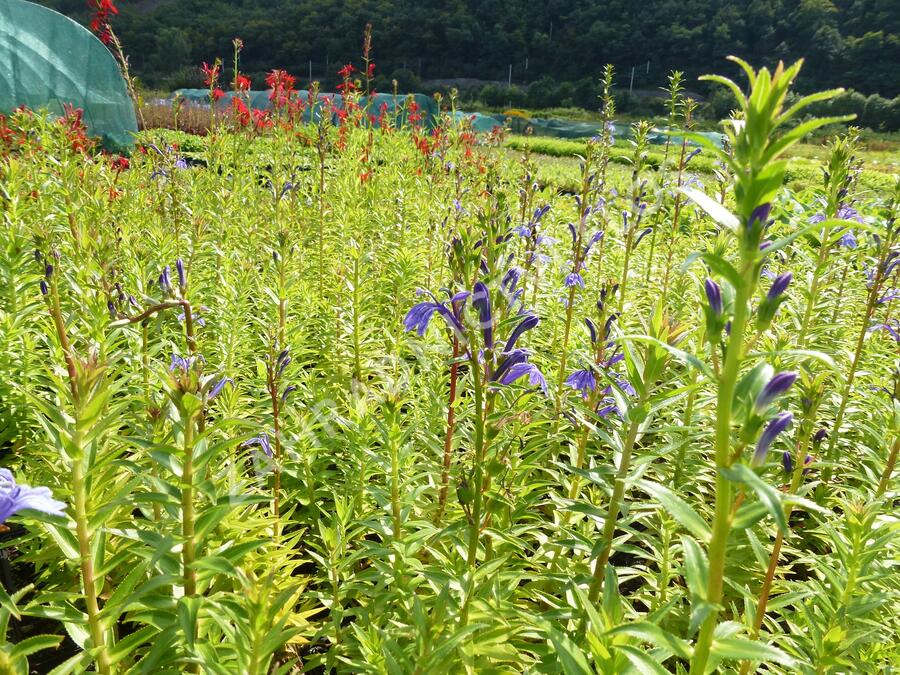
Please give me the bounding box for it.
[685,57,847,674]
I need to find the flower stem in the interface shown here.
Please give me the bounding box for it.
[466,353,486,569]
[690,275,751,675]
[822,285,879,482]
[436,339,460,524]
[876,435,900,498]
[587,400,645,604]
[181,412,197,597]
[554,286,578,414]
[72,436,113,675]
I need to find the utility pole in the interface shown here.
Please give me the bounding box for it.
[309,59,313,82]
[646,60,650,74]
[508,64,512,86]
[630,66,635,94]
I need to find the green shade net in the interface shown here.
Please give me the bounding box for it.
[0,0,137,150]
[173,89,440,128]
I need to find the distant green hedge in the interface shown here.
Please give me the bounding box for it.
[507,136,895,193]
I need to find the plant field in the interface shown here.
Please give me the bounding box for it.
[1,59,899,674]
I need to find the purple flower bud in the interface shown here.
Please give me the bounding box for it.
[281,385,296,402]
[603,313,618,339]
[176,259,186,289]
[752,412,793,467]
[160,266,172,293]
[782,451,813,475]
[633,227,653,248]
[504,313,539,353]
[472,281,493,349]
[704,278,723,316]
[208,377,233,400]
[39,280,48,296]
[502,268,522,293]
[767,272,792,300]
[812,428,828,444]
[748,203,772,233]
[584,317,598,344]
[44,264,53,279]
[753,371,797,415]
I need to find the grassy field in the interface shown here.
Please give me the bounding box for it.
[1,61,899,674]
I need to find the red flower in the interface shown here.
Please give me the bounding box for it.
[212,88,225,102]
[252,108,273,130]
[236,74,251,91]
[111,155,129,172]
[88,0,118,44]
[231,97,250,126]
[366,63,375,78]
[266,70,296,109]
[201,61,220,88]
[337,63,355,79]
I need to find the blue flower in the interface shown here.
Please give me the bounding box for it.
[752,412,793,467]
[242,433,273,458]
[767,272,792,300]
[504,313,539,353]
[496,362,547,395]
[583,230,604,257]
[633,227,653,248]
[176,259,186,289]
[584,317,598,344]
[403,291,467,342]
[208,377,233,400]
[704,278,723,316]
[782,451,813,475]
[472,281,494,349]
[0,469,66,523]
[564,273,585,289]
[838,230,858,249]
[869,319,899,343]
[877,288,899,305]
[753,372,796,415]
[566,368,596,396]
[836,205,863,223]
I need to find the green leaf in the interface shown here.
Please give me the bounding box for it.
[711,636,796,667]
[607,621,692,660]
[680,187,739,232]
[721,464,788,534]
[732,501,768,530]
[638,480,711,542]
[681,536,708,602]
[107,625,158,665]
[9,634,63,659]
[547,626,593,674]
[617,644,669,675]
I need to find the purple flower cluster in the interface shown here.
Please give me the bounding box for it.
[404,278,547,395]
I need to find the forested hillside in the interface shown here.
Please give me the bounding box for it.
[35,0,899,98]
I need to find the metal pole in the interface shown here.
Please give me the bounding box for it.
[309,60,313,82]
[508,64,512,86]
[630,66,635,94]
